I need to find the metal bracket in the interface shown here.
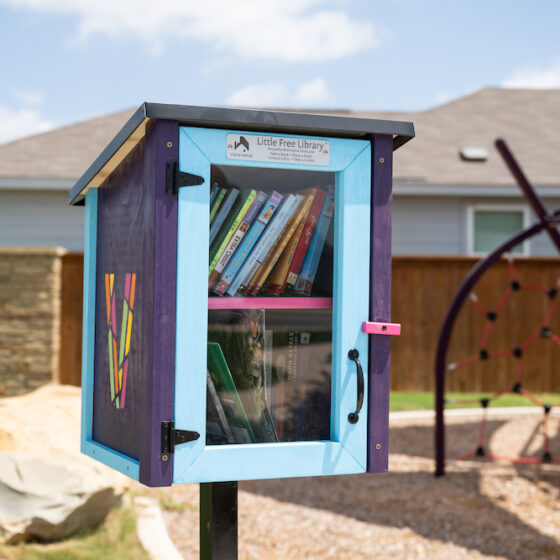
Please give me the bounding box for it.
[362,321,401,336]
[161,421,200,454]
[165,161,205,195]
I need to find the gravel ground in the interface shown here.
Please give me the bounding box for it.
[157,411,560,560]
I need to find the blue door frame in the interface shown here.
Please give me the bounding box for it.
[174,127,371,483]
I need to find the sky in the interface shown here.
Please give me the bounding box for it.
[1,0,560,143]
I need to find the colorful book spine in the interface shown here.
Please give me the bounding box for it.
[283,187,327,295]
[209,190,266,287]
[209,188,239,245]
[209,183,219,207]
[251,192,314,296]
[209,188,226,223]
[293,186,335,296]
[265,188,318,295]
[213,191,283,296]
[228,194,301,296]
[209,189,257,272]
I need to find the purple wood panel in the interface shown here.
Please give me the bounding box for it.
[367,135,393,473]
[93,138,155,462]
[141,119,179,486]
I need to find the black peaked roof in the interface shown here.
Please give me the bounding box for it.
[69,103,415,205]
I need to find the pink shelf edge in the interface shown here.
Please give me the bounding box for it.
[208,297,333,310]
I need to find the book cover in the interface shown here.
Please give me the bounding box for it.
[227,194,301,296]
[265,188,318,295]
[207,342,255,443]
[208,189,256,271]
[283,187,327,295]
[250,192,314,296]
[209,188,240,245]
[209,187,226,224]
[293,185,335,296]
[267,309,332,442]
[208,190,265,286]
[213,191,283,296]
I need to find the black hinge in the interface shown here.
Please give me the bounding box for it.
[165,161,205,195]
[161,421,200,454]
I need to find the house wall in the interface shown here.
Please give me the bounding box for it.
[0,190,83,251]
[0,248,65,395]
[392,195,560,256]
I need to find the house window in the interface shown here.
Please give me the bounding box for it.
[468,205,529,256]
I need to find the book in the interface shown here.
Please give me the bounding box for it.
[209,189,258,273]
[267,309,332,442]
[206,370,235,444]
[283,187,327,295]
[208,190,265,287]
[293,185,335,296]
[261,188,318,295]
[213,191,283,296]
[209,187,226,223]
[207,342,255,443]
[209,183,219,207]
[227,194,301,296]
[250,192,315,296]
[209,188,239,245]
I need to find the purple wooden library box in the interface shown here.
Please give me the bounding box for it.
[69,104,414,487]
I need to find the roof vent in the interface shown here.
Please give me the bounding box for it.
[460,147,488,162]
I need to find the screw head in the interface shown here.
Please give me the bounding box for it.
[162,454,169,462]
[166,141,173,148]
[376,443,381,450]
[379,157,385,163]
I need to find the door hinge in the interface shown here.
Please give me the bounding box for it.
[165,161,205,195]
[161,421,200,454]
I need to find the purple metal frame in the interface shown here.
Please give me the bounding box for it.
[435,138,560,476]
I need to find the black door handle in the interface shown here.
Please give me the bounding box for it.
[347,348,364,424]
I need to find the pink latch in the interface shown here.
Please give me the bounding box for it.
[362,321,401,336]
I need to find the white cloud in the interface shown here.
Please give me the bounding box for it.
[227,78,331,107]
[227,82,288,107]
[295,78,329,105]
[0,105,56,143]
[12,89,46,107]
[503,61,560,89]
[0,0,383,61]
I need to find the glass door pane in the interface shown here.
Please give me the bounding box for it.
[206,164,336,445]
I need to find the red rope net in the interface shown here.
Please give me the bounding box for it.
[446,258,559,465]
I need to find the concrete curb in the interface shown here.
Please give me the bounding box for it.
[390,406,552,422]
[134,497,183,560]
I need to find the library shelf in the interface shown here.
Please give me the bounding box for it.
[207,297,333,310]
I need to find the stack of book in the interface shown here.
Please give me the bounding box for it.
[207,183,335,297]
[206,308,332,445]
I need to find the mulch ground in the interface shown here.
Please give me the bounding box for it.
[157,410,560,560]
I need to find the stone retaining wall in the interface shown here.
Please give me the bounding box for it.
[0,248,65,395]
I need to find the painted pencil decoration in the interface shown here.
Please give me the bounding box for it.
[105,272,136,409]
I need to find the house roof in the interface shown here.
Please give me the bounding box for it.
[1,87,559,189]
[0,108,136,180]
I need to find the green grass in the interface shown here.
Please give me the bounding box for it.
[0,505,149,560]
[389,391,560,412]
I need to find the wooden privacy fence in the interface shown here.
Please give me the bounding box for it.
[59,255,560,393]
[392,256,560,393]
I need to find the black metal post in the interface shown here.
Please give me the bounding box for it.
[200,481,238,560]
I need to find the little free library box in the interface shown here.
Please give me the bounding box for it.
[69,104,414,487]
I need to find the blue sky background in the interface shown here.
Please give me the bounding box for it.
[1,0,559,142]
